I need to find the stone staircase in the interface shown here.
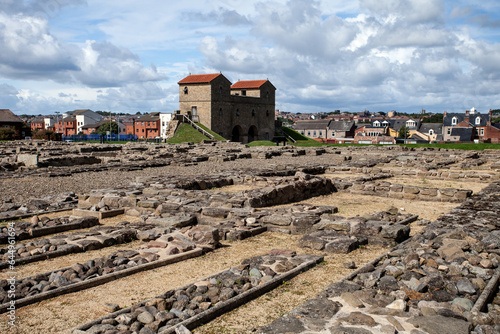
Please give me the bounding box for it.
[164,119,180,140]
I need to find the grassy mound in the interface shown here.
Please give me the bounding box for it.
[280,127,323,147]
[195,123,227,141]
[166,123,211,143]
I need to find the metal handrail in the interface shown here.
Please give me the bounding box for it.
[278,128,296,143]
[181,115,216,140]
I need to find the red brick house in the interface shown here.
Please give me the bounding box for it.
[134,113,160,139]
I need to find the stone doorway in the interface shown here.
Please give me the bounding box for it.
[248,125,258,143]
[231,125,243,142]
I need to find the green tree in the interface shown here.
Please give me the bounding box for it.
[421,113,444,123]
[94,121,119,135]
[398,125,410,139]
[32,130,61,141]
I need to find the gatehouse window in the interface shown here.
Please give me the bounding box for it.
[236,109,240,116]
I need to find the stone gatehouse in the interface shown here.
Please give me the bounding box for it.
[178,73,276,143]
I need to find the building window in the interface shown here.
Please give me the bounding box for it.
[265,132,269,140]
[313,131,316,136]
[480,129,484,136]
[331,132,335,137]
[252,109,256,116]
[136,129,139,133]
[141,122,144,126]
[301,131,304,135]
[452,117,457,125]
[429,129,434,135]
[241,90,246,96]
[266,110,270,117]
[475,117,481,125]
[142,129,144,133]
[183,87,188,94]
[374,121,380,127]
[219,86,223,95]
[307,131,311,136]
[162,122,165,126]
[266,91,269,99]
[319,131,322,137]
[236,109,240,116]
[447,128,451,135]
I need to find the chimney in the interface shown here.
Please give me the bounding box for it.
[488,109,492,126]
[464,110,469,123]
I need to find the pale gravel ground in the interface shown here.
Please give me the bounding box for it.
[0,148,491,334]
[0,232,387,334]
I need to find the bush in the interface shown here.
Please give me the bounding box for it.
[32,129,62,141]
[0,127,14,140]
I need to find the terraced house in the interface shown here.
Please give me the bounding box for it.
[178,73,276,143]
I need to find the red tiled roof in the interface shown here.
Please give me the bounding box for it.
[178,73,222,84]
[231,80,268,89]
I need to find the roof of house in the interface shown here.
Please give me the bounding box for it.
[136,112,160,121]
[0,109,23,123]
[328,121,355,131]
[419,123,443,134]
[231,80,270,89]
[450,127,474,141]
[178,73,222,84]
[81,120,107,129]
[443,112,489,127]
[294,120,330,130]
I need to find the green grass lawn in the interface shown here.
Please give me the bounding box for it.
[195,123,227,141]
[281,127,324,146]
[166,123,211,143]
[400,143,500,150]
[247,140,277,146]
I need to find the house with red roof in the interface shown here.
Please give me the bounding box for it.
[178,73,276,143]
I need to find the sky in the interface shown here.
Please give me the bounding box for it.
[1,0,500,115]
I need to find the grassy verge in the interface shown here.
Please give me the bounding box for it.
[400,143,500,150]
[166,123,211,143]
[247,140,277,147]
[280,128,323,147]
[195,123,227,141]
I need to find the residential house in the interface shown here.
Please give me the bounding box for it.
[30,118,45,132]
[294,120,330,139]
[0,109,25,139]
[159,113,173,139]
[134,112,161,139]
[55,109,103,136]
[442,109,493,142]
[412,123,443,142]
[327,121,356,139]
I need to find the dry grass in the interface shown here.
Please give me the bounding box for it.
[274,191,458,222]
[0,232,386,334]
[388,177,488,192]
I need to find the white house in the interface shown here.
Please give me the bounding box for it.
[160,113,173,139]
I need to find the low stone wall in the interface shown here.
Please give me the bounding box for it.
[258,181,500,334]
[339,179,473,202]
[298,212,418,252]
[0,216,99,244]
[72,250,323,334]
[327,166,498,181]
[0,225,220,313]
